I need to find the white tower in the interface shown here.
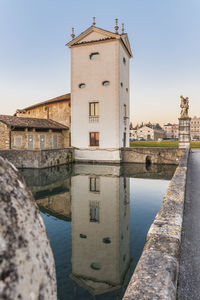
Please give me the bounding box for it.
[67,19,132,163]
[70,164,131,297]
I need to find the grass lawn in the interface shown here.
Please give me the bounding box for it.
[130,140,200,148]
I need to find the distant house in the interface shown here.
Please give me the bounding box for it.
[135,126,164,140]
[15,93,71,146]
[190,116,200,140]
[0,115,68,150]
[163,123,178,139]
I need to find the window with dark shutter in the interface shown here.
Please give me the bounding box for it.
[89,132,99,146]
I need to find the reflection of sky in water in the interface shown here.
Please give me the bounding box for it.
[130,179,169,272]
[21,164,174,300]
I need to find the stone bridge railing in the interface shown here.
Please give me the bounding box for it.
[0,157,57,299]
[123,149,190,300]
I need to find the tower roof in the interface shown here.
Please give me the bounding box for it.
[66,25,132,57]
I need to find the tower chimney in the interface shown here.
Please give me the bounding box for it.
[71,27,75,39]
[122,23,124,34]
[115,18,119,34]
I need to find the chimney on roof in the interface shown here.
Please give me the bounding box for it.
[115,18,119,34]
[71,27,75,39]
[121,23,125,34]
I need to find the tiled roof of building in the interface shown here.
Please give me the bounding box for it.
[19,93,71,111]
[66,25,133,57]
[0,115,68,130]
[73,37,115,45]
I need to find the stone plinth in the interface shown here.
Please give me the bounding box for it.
[179,118,191,149]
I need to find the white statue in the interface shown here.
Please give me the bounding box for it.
[180,95,189,118]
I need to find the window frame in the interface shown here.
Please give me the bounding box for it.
[89,200,100,223]
[14,135,22,147]
[89,132,99,147]
[52,134,58,149]
[124,104,127,117]
[89,102,99,117]
[89,176,100,193]
[79,83,86,89]
[89,52,100,60]
[102,81,110,86]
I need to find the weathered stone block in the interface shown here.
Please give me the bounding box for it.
[0,157,57,299]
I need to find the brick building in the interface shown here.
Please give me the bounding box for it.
[0,115,68,150]
[15,93,71,145]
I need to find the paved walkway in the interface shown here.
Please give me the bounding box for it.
[178,150,200,300]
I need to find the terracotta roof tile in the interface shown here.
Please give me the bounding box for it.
[0,115,68,130]
[73,37,115,45]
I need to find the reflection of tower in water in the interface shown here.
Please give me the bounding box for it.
[70,164,131,297]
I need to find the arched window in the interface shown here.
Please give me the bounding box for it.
[103,237,111,244]
[90,263,101,270]
[90,52,100,60]
[121,82,123,87]
[102,81,110,86]
[79,83,86,89]
[123,57,126,64]
[80,234,87,239]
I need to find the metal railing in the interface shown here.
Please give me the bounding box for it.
[89,116,99,123]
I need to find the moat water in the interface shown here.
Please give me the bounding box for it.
[21,163,176,300]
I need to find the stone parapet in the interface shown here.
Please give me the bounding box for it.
[121,147,185,165]
[123,149,190,300]
[0,156,57,299]
[0,148,74,168]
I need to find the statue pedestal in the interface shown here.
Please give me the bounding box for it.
[179,118,191,149]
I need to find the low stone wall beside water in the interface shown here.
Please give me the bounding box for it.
[123,149,190,300]
[122,147,185,165]
[0,148,74,168]
[0,156,57,299]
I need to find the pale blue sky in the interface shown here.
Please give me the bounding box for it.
[0,0,199,125]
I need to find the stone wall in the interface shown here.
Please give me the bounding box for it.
[122,147,185,165]
[0,148,74,168]
[0,156,57,299]
[0,122,10,149]
[123,149,190,300]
